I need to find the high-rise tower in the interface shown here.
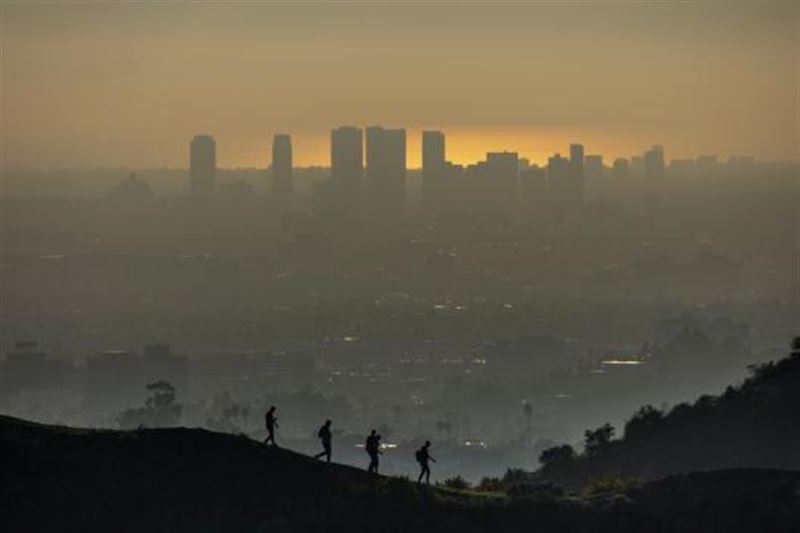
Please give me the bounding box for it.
[330,126,364,197]
[366,126,406,215]
[422,130,446,197]
[569,143,585,205]
[272,134,293,194]
[644,145,665,180]
[190,134,216,196]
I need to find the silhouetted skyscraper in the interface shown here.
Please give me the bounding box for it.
[569,143,585,205]
[272,134,293,194]
[422,130,446,197]
[366,126,406,215]
[570,144,584,172]
[644,145,665,179]
[547,153,570,196]
[190,134,216,196]
[331,126,363,197]
[422,131,445,168]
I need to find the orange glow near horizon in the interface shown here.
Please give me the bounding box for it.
[221,126,721,170]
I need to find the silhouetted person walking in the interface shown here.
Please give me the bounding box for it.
[264,406,278,446]
[415,441,435,484]
[314,419,333,463]
[365,429,382,474]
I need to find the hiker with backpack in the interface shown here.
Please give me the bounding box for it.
[264,406,278,446]
[415,441,435,484]
[365,429,382,474]
[314,419,333,463]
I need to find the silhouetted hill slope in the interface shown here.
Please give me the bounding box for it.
[2,415,799,533]
[537,346,800,489]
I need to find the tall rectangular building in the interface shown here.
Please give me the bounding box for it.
[190,134,216,196]
[330,126,363,196]
[422,130,446,197]
[272,134,293,194]
[569,144,584,172]
[569,143,585,205]
[547,153,570,201]
[644,145,665,179]
[366,126,406,215]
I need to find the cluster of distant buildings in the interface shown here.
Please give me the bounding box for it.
[187,129,633,214]
[184,128,758,219]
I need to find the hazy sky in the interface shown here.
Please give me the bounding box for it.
[1,2,798,169]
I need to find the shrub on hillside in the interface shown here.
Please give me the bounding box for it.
[583,474,641,496]
[440,476,471,491]
[539,444,576,467]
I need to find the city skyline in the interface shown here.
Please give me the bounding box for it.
[201,127,744,173]
[0,125,788,172]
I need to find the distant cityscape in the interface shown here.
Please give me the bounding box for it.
[1,127,794,481]
[178,128,759,219]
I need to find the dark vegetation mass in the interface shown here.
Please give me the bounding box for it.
[535,344,800,489]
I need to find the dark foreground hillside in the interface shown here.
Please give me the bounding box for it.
[1,415,799,533]
[536,345,800,489]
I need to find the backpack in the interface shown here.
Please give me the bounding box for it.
[415,449,424,464]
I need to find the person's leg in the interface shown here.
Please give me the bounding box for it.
[418,468,424,483]
[326,444,332,463]
[425,465,430,484]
